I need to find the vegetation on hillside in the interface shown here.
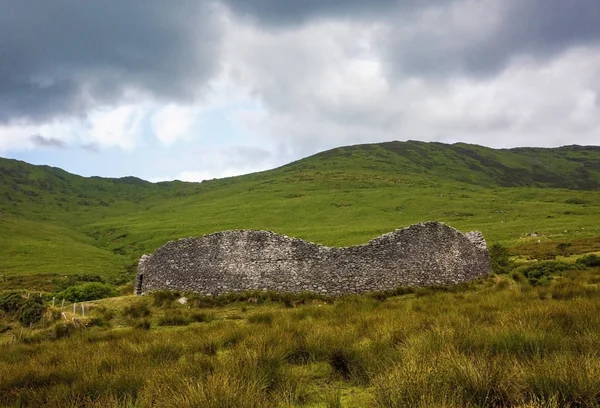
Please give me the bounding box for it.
[1,141,599,286]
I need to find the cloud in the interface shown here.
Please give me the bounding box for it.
[220,0,404,25]
[151,104,198,146]
[177,170,240,183]
[81,143,101,153]
[223,14,600,154]
[29,135,67,149]
[0,120,75,153]
[86,105,145,150]
[2,0,600,181]
[0,104,147,153]
[146,145,275,182]
[223,0,600,77]
[380,0,600,78]
[0,1,222,124]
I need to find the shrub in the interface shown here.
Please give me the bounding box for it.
[56,282,118,302]
[52,274,105,291]
[18,295,46,326]
[519,261,577,285]
[575,254,600,268]
[489,243,513,274]
[0,292,25,314]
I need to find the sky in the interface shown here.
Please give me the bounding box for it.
[1,0,599,182]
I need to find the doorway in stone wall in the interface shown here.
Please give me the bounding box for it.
[135,274,143,295]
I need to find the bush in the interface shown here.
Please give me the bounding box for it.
[52,274,105,291]
[489,243,513,274]
[576,254,600,268]
[56,283,118,302]
[519,261,577,285]
[0,292,25,314]
[18,295,46,326]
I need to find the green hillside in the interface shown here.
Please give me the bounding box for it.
[1,141,600,286]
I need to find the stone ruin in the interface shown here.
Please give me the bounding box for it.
[135,221,491,296]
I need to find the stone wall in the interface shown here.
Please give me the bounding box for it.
[135,222,491,296]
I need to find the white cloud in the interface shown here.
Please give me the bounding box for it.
[86,105,146,150]
[0,104,147,153]
[178,169,241,182]
[143,145,276,182]
[220,13,600,153]
[0,120,76,153]
[151,104,198,146]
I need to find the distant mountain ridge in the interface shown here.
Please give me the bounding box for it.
[2,141,599,203]
[1,140,599,285]
[286,141,600,190]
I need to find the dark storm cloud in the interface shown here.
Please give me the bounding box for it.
[220,0,409,25]
[383,0,600,77]
[489,0,600,69]
[223,0,600,77]
[29,135,67,148]
[0,1,221,123]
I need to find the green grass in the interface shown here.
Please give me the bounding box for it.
[2,141,600,406]
[1,141,599,287]
[2,271,600,407]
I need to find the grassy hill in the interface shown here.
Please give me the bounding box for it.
[1,140,600,286]
[2,141,600,407]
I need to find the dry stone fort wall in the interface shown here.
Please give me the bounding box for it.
[135,222,491,296]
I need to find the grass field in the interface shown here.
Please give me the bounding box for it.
[2,270,600,407]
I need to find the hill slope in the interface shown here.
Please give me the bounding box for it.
[1,141,600,285]
[283,141,600,189]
